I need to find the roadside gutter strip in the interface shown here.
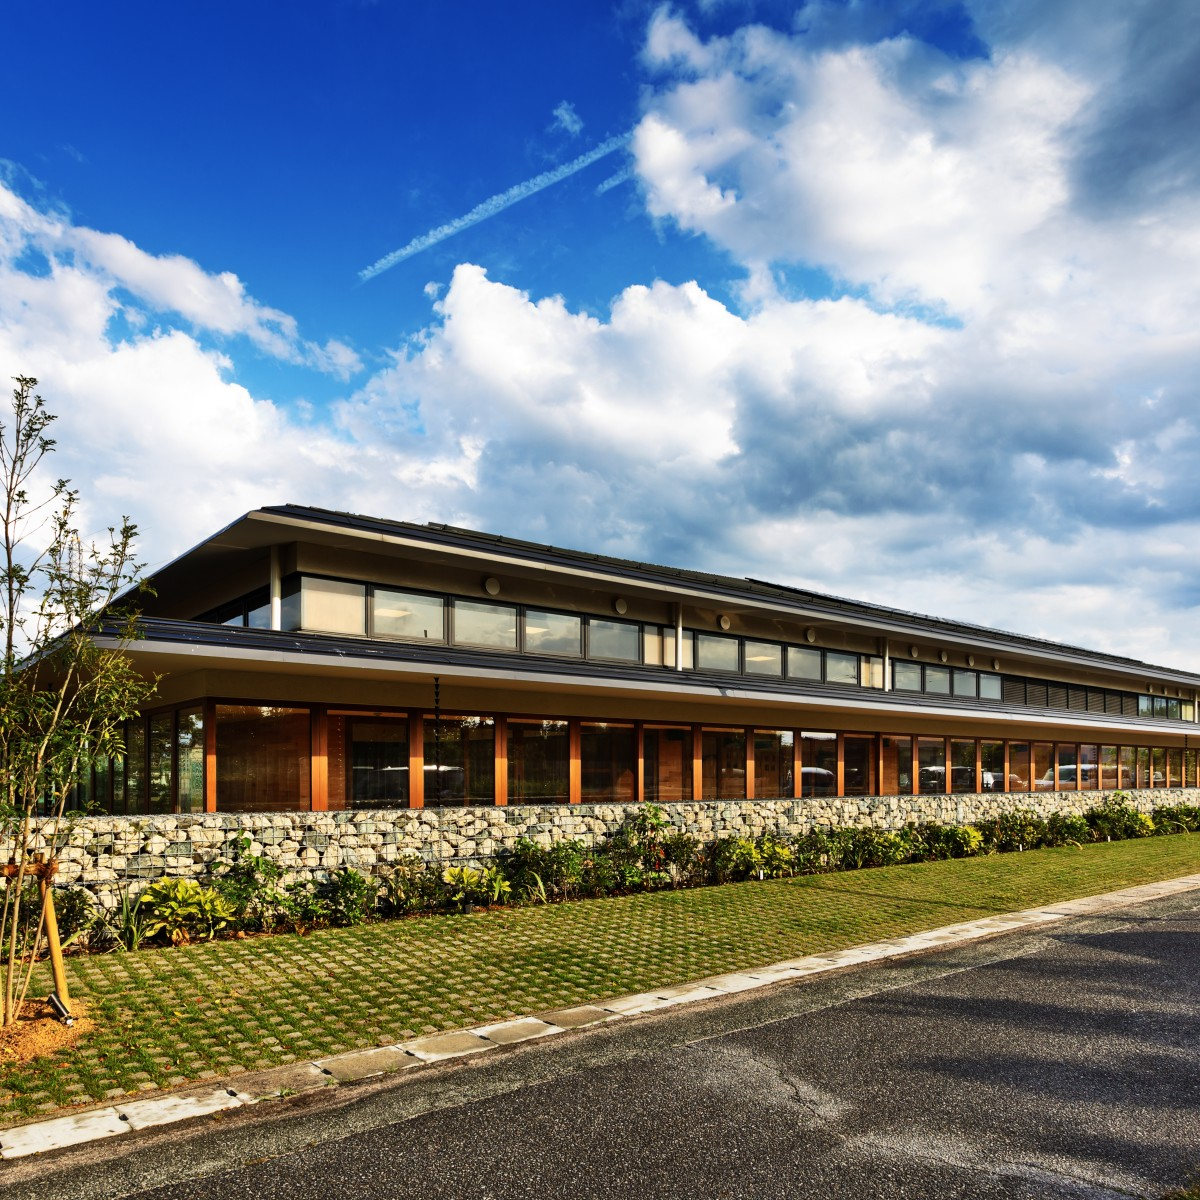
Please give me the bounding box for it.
[3,872,1198,1162]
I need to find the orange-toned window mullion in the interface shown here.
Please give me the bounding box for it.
[635,722,645,803]
[569,719,581,804]
[793,733,802,799]
[408,712,424,809]
[745,727,755,800]
[494,717,508,805]
[692,726,703,801]
[836,733,845,797]
[310,704,328,811]
[203,699,217,813]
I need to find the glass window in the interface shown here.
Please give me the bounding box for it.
[844,737,875,797]
[951,740,976,793]
[373,589,445,641]
[280,577,300,632]
[644,727,693,802]
[1152,747,1166,787]
[788,647,823,681]
[924,666,951,695]
[1100,746,1118,791]
[580,723,636,803]
[1153,697,1168,718]
[1079,744,1098,790]
[1185,749,1197,788]
[524,610,582,657]
[149,713,173,814]
[423,715,495,806]
[93,757,111,814]
[826,652,859,686]
[952,671,977,698]
[881,736,912,794]
[302,577,366,636]
[1056,744,1079,791]
[918,738,946,794]
[1138,695,1153,717]
[660,628,694,669]
[1009,743,1030,793]
[216,705,311,812]
[801,732,837,797]
[177,708,204,814]
[979,673,1002,701]
[696,634,740,673]
[1135,746,1150,788]
[1033,742,1054,791]
[1167,699,1181,721]
[454,600,518,650]
[335,717,409,810]
[247,596,272,629]
[744,641,783,677]
[891,661,922,691]
[588,619,641,663]
[508,720,569,805]
[126,720,146,814]
[1119,745,1135,788]
[1167,748,1182,788]
[981,742,1004,791]
[754,730,793,798]
[702,729,746,799]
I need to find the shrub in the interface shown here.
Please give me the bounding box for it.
[316,868,377,926]
[211,836,289,931]
[499,838,584,902]
[835,827,911,870]
[0,882,99,956]
[661,832,705,886]
[912,822,983,860]
[377,855,439,916]
[976,809,1049,853]
[140,878,234,946]
[794,827,841,874]
[756,832,798,878]
[705,836,761,883]
[1086,797,1154,841]
[1153,804,1200,835]
[1045,812,1092,847]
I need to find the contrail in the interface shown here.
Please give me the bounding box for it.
[596,167,634,195]
[359,130,633,281]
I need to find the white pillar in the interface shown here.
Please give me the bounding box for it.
[269,546,282,631]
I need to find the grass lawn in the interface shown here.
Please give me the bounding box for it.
[1,834,1197,1122]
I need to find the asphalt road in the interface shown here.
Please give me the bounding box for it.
[6,890,1199,1200]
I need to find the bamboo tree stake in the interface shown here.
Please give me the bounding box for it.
[35,857,69,1008]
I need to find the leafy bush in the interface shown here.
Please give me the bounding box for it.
[1045,812,1092,847]
[1152,804,1200,834]
[976,809,1049,853]
[1086,797,1154,841]
[377,855,439,916]
[499,838,584,902]
[757,832,798,878]
[834,827,911,869]
[211,836,289,932]
[705,836,761,883]
[316,868,378,926]
[661,832,705,886]
[0,882,99,956]
[140,878,234,946]
[794,827,842,874]
[912,822,983,860]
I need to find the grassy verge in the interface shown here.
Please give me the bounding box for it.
[1,835,1197,1122]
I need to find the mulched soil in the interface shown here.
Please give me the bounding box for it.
[0,998,93,1065]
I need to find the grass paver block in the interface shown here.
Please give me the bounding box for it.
[0,836,1197,1124]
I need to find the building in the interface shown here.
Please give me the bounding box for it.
[78,504,1200,821]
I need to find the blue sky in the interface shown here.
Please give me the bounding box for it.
[2,0,1200,666]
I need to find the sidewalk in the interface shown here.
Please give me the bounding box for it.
[3,868,1198,1162]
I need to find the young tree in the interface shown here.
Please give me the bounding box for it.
[0,376,155,1025]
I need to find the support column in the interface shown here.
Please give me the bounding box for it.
[269,546,282,631]
[203,699,217,813]
[635,722,645,803]
[310,705,328,811]
[408,712,424,809]
[569,720,581,804]
[692,726,703,801]
[495,717,508,806]
[744,728,755,800]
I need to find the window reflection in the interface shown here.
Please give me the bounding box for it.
[524,610,582,657]
[801,732,837,796]
[644,727,692,802]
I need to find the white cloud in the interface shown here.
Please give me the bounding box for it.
[550,100,583,136]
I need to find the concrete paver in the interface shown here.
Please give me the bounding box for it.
[117,1087,246,1132]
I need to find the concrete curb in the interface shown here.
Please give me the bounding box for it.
[2,871,1198,1161]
